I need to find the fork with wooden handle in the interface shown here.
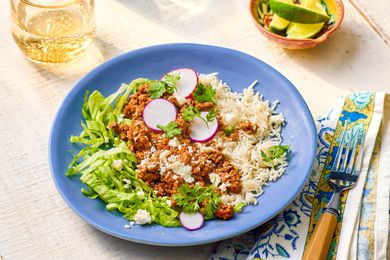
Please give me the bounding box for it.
[302,126,365,260]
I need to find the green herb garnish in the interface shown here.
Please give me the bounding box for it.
[224,126,235,137]
[205,109,216,123]
[193,83,216,103]
[182,105,215,127]
[174,184,221,219]
[261,145,290,167]
[148,81,167,99]
[157,121,182,138]
[163,73,180,92]
[148,73,180,99]
[183,105,201,122]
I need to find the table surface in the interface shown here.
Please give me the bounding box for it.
[1,1,389,259]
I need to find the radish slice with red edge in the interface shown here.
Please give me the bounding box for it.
[143,98,177,132]
[163,68,198,98]
[189,111,218,142]
[179,212,204,231]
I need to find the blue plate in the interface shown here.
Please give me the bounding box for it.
[49,43,316,246]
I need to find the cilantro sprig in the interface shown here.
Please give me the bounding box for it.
[174,184,221,219]
[193,83,216,104]
[182,105,201,122]
[148,73,180,99]
[164,73,181,89]
[148,81,167,98]
[157,121,182,138]
[261,145,290,167]
[205,109,216,122]
[182,105,215,127]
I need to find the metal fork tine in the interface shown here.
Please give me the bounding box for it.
[345,128,359,175]
[331,127,347,171]
[339,129,352,173]
[353,130,366,176]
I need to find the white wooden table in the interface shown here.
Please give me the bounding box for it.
[1,1,389,259]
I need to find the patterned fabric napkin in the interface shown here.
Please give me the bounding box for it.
[211,92,389,260]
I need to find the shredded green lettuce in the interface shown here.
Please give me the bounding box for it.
[67,78,180,227]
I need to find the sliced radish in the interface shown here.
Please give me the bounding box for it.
[189,111,218,142]
[143,98,177,132]
[163,68,198,99]
[179,212,204,231]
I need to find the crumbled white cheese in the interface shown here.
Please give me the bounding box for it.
[159,150,171,160]
[219,183,228,192]
[167,155,178,163]
[220,194,231,204]
[209,173,221,187]
[140,158,150,165]
[150,146,157,152]
[134,209,152,225]
[199,146,215,153]
[188,146,193,153]
[124,224,131,229]
[166,200,172,207]
[168,137,180,147]
[169,161,194,183]
[224,112,237,125]
[160,166,167,175]
[130,221,135,226]
[112,159,123,170]
[243,180,258,192]
[136,190,145,200]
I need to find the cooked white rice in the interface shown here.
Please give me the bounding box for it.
[198,73,288,206]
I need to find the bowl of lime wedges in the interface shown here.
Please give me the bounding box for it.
[249,0,344,49]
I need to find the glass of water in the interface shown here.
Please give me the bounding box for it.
[11,0,96,64]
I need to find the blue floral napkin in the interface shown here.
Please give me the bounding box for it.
[211,92,389,260]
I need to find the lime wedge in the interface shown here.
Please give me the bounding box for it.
[269,0,330,24]
[286,0,326,38]
[286,22,324,38]
[270,14,290,35]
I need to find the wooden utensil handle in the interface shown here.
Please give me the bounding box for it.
[302,209,338,260]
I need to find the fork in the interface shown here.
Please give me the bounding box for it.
[302,126,366,260]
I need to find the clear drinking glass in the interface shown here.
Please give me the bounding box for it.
[11,0,96,64]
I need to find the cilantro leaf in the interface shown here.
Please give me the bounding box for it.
[148,81,166,99]
[174,184,221,219]
[261,150,272,164]
[193,83,216,103]
[261,145,290,167]
[182,105,201,122]
[182,106,215,128]
[205,109,216,123]
[148,74,180,99]
[163,73,180,93]
[224,126,235,137]
[157,121,182,138]
[269,145,290,158]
